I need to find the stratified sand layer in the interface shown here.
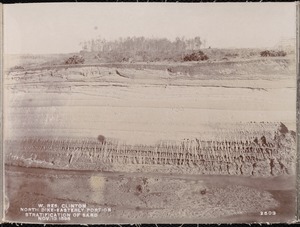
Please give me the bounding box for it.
[4,57,297,223]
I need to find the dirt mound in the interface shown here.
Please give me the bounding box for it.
[278,122,289,134]
[183,51,209,61]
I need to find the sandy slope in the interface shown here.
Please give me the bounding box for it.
[3,57,297,223]
[5,74,296,144]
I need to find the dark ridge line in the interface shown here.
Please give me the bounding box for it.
[5,57,292,73]
[6,163,291,181]
[3,127,282,134]
[171,84,268,91]
[8,102,276,110]
[5,81,269,91]
[115,69,131,79]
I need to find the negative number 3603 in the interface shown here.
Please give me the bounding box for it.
[260,211,276,216]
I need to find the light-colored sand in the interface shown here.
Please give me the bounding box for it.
[3,58,297,223]
[4,75,296,144]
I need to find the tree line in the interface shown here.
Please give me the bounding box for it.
[80,36,206,52]
[79,36,207,62]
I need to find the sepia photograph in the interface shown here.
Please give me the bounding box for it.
[2,3,298,224]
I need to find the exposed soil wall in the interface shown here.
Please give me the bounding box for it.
[5,122,296,177]
[7,58,295,80]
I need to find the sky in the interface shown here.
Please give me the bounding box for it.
[4,3,297,54]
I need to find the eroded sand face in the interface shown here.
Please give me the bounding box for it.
[4,64,296,144]
[4,58,297,223]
